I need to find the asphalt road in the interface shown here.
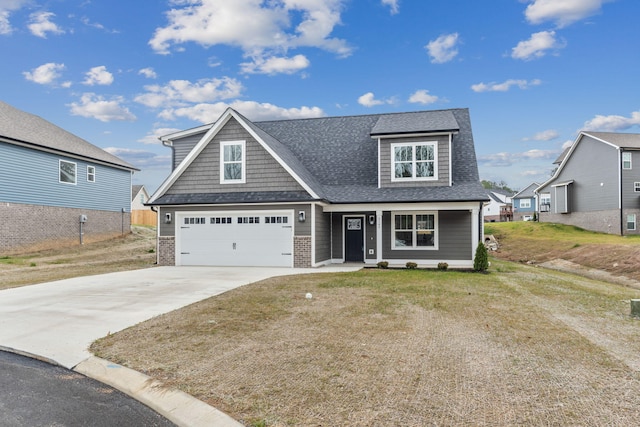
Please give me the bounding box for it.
[0,350,175,427]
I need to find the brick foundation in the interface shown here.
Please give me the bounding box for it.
[0,202,131,255]
[294,235,312,268]
[158,236,175,266]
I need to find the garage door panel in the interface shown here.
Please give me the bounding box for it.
[177,211,294,267]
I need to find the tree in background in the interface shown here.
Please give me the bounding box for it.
[481,180,516,194]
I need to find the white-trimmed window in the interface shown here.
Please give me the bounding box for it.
[627,214,636,231]
[87,165,96,182]
[391,142,437,181]
[634,182,640,193]
[392,212,437,249]
[623,152,632,170]
[520,199,531,209]
[59,160,76,184]
[220,140,246,184]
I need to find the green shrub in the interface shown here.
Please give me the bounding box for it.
[377,261,389,269]
[406,262,418,269]
[437,262,449,271]
[473,241,489,272]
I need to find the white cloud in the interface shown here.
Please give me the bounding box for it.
[357,92,395,107]
[523,129,559,141]
[149,0,351,61]
[382,0,399,15]
[0,11,11,34]
[241,54,310,75]
[69,93,136,122]
[159,100,325,123]
[582,111,640,132]
[425,33,459,64]
[23,62,65,85]
[137,127,183,145]
[471,79,541,93]
[83,66,114,86]
[104,147,171,169]
[511,30,564,60]
[139,67,158,79]
[135,77,243,108]
[0,0,31,35]
[28,11,64,38]
[525,0,609,28]
[478,149,559,167]
[561,139,574,150]
[408,90,439,105]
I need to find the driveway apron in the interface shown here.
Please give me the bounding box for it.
[0,266,359,369]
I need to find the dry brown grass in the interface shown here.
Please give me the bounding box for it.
[92,267,640,426]
[0,226,157,290]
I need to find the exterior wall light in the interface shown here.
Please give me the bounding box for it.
[368,214,376,225]
[298,210,306,222]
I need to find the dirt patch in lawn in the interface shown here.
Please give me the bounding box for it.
[0,226,157,290]
[92,268,640,426]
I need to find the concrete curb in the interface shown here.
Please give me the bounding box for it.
[74,356,243,427]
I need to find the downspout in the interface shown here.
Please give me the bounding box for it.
[151,205,160,265]
[619,149,624,236]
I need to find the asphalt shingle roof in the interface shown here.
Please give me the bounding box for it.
[0,101,137,170]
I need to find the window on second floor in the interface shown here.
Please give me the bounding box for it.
[220,140,246,184]
[623,152,632,170]
[87,165,96,182]
[391,142,437,181]
[59,160,76,184]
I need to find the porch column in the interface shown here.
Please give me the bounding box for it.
[471,207,480,259]
[376,209,383,263]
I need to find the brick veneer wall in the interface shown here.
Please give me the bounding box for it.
[294,235,312,268]
[158,236,175,266]
[0,202,130,254]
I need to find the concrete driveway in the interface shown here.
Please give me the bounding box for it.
[0,265,360,369]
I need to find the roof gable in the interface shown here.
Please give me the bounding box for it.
[513,182,540,198]
[0,101,137,171]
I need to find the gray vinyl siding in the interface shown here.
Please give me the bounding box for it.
[315,205,331,262]
[622,150,640,209]
[331,213,343,259]
[554,186,570,214]
[1,141,131,212]
[379,135,450,188]
[540,136,619,213]
[166,118,305,195]
[172,132,206,170]
[329,212,377,261]
[158,204,311,237]
[382,210,471,260]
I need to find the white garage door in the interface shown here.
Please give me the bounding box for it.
[176,211,294,267]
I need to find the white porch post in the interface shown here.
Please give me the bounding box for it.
[471,207,480,259]
[376,210,383,263]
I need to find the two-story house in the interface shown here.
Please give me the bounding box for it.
[483,190,513,222]
[512,182,539,221]
[147,107,488,268]
[0,101,138,254]
[536,131,640,235]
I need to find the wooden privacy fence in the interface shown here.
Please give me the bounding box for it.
[131,209,157,226]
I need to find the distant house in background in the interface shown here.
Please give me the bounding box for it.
[0,101,138,254]
[537,132,640,235]
[512,182,539,221]
[131,185,157,226]
[483,190,513,222]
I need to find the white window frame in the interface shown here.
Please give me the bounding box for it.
[623,152,632,170]
[391,141,438,182]
[87,165,96,183]
[519,199,531,209]
[391,211,438,250]
[627,214,636,231]
[59,160,77,185]
[220,140,246,184]
[634,182,640,193]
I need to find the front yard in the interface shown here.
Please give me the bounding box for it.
[92,262,640,426]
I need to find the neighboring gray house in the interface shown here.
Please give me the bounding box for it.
[512,182,539,221]
[148,107,488,268]
[536,131,640,235]
[0,101,138,254]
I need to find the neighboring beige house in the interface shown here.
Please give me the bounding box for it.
[131,185,157,226]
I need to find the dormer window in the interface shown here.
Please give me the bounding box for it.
[220,140,246,184]
[391,142,437,181]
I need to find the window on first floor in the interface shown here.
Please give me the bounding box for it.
[634,182,640,193]
[392,212,437,249]
[519,199,531,209]
[627,214,636,231]
[59,160,76,184]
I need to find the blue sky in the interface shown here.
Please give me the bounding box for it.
[2,0,639,193]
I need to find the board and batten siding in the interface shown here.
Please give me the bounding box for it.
[382,210,472,261]
[1,142,131,212]
[166,118,306,195]
[379,135,450,188]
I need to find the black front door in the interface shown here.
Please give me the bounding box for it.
[345,217,364,262]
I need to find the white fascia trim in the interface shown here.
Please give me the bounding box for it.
[232,111,321,200]
[536,133,583,194]
[158,124,212,144]
[582,132,624,150]
[323,201,480,212]
[149,109,234,204]
[311,203,316,266]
